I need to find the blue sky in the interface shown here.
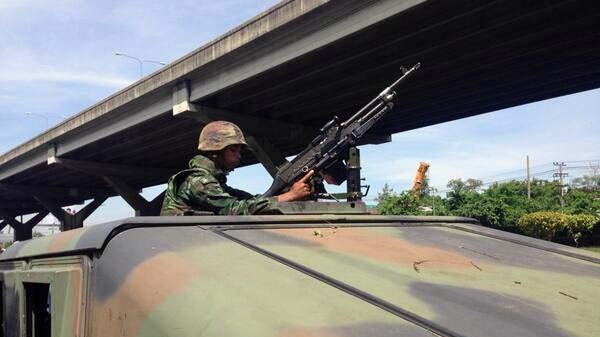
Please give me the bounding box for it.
[0,1,599,225]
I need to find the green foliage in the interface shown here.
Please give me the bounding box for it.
[518,212,569,241]
[529,180,562,209]
[429,194,450,216]
[376,175,600,247]
[444,178,483,211]
[454,197,510,229]
[378,191,426,215]
[565,214,599,246]
[377,183,395,203]
[517,212,599,245]
[564,188,600,216]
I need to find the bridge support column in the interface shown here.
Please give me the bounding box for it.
[34,195,107,231]
[245,136,288,178]
[47,156,172,217]
[4,211,48,241]
[104,177,165,216]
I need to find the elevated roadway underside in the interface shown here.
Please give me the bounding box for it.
[1,0,599,230]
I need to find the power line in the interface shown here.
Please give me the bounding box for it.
[474,160,600,182]
[431,165,598,194]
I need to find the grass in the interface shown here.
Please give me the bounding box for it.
[581,246,600,254]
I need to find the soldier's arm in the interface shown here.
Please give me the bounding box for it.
[223,185,254,200]
[183,175,274,215]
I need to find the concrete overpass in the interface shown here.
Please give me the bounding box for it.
[1,0,599,240]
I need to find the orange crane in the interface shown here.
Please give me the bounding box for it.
[412,161,430,195]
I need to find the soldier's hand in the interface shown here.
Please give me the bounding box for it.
[277,170,314,202]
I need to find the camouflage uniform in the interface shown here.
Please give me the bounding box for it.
[161,121,275,216]
[160,154,276,216]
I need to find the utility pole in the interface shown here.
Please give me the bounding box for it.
[553,162,568,208]
[431,187,437,216]
[526,155,531,200]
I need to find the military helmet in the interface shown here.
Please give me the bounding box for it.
[198,121,247,151]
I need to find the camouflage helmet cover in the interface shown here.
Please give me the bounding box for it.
[198,120,247,151]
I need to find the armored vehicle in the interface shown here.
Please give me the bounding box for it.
[1,212,599,337]
[2,1,600,336]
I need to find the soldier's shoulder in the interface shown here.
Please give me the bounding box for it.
[185,169,219,186]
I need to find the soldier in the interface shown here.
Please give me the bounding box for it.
[161,121,313,216]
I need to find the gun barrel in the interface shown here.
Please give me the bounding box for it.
[341,93,383,128]
[341,63,420,128]
[389,62,420,91]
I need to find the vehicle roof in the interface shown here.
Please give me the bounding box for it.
[1,215,597,264]
[2,215,599,337]
[0,215,465,261]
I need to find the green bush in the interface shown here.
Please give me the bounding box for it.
[454,198,509,229]
[378,191,424,215]
[518,212,599,245]
[518,212,568,241]
[566,214,598,246]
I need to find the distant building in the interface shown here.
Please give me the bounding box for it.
[32,214,62,236]
[34,223,62,236]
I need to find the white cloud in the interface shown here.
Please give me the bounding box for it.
[0,46,133,89]
[2,67,132,88]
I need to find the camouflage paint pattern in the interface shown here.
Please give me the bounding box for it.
[0,261,25,337]
[0,256,89,337]
[88,227,435,337]
[161,154,275,216]
[228,226,600,337]
[0,215,598,337]
[197,120,247,151]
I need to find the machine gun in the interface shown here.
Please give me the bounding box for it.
[262,62,421,200]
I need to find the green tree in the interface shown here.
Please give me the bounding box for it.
[528,179,562,210]
[465,178,483,191]
[378,191,425,215]
[446,178,480,211]
[429,194,450,215]
[420,186,450,216]
[377,183,395,203]
[455,196,511,230]
[564,187,600,216]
